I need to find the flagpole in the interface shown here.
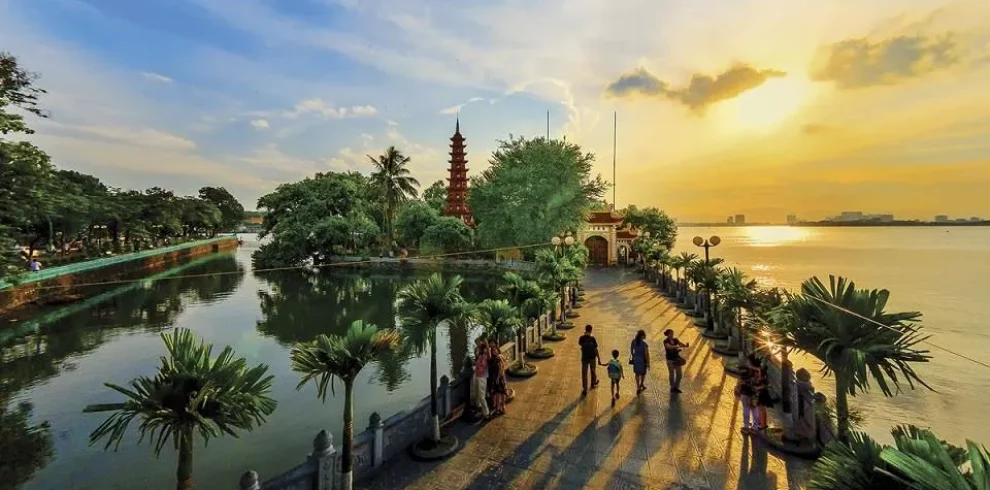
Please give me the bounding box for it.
[546,110,550,140]
[612,111,617,209]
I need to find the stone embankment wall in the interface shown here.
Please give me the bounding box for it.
[0,237,239,313]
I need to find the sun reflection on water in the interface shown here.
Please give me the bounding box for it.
[742,226,811,247]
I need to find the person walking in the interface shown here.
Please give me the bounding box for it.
[28,258,42,273]
[604,349,624,406]
[488,340,509,416]
[578,325,601,396]
[735,354,761,434]
[630,330,650,394]
[470,336,491,422]
[662,329,689,393]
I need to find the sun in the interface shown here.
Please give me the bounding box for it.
[719,75,816,131]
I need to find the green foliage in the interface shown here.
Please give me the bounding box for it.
[422,180,448,213]
[0,401,54,490]
[476,299,521,345]
[83,328,276,489]
[253,171,380,267]
[468,136,607,248]
[394,201,440,249]
[198,187,245,232]
[291,320,403,401]
[368,146,420,252]
[621,205,678,249]
[1,53,241,279]
[420,216,473,255]
[765,275,932,440]
[808,425,989,490]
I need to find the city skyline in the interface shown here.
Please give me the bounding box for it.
[2,0,990,222]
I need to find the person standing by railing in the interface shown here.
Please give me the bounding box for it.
[471,336,491,422]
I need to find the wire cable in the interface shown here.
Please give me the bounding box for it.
[800,293,990,370]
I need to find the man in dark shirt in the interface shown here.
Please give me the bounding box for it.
[578,324,601,396]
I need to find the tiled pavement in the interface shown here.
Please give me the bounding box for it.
[359,268,811,490]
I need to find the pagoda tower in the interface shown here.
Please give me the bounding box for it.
[443,117,475,226]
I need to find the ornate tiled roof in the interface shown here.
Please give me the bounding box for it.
[587,211,624,224]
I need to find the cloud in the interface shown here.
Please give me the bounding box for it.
[605,64,786,112]
[439,97,486,115]
[800,123,832,135]
[282,98,378,120]
[140,71,173,84]
[810,33,960,88]
[36,120,198,151]
[250,118,270,129]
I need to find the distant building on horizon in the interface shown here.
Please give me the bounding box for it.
[827,211,894,223]
[786,214,797,225]
[726,216,734,224]
[734,214,746,225]
[935,215,949,223]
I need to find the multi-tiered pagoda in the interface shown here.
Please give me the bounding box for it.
[442,118,475,226]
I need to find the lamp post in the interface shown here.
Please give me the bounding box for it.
[692,235,721,330]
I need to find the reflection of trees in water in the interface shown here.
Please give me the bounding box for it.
[0,255,244,398]
[0,254,243,489]
[255,269,498,391]
[0,400,53,490]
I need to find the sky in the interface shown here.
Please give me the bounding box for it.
[2,0,989,223]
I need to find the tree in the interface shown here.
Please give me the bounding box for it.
[621,206,678,249]
[476,299,521,346]
[765,276,931,442]
[808,425,988,490]
[533,248,578,328]
[397,273,466,444]
[422,180,448,213]
[420,216,473,255]
[290,320,402,490]
[198,186,245,232]
[394,201,440,249]
[469,136,607,248]
[253,171,380,267]
[1,51,47,136]
[368,147,420,253]
[83,328,277,490]
[0,401,53,490]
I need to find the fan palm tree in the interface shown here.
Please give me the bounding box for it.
[808,425,986,490]
[368,146,420,253]
[290,320,402,490]
[476,299,522,347]
[534,248,576,329]
[765,275,931,441]
[397,273,466,443]
[83,328,276,490]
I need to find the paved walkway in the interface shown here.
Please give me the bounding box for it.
[360,268,811,490]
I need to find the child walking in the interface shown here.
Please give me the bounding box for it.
[604,350,624,407]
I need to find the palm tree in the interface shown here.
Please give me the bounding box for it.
[291,320,402,490]
[83,328,276,490]
[765,275,931,441]
[476,299,521,347]
[808,425,988,490]
[397,273,466,443]
[534,248,576,329]
[368,146,420,253]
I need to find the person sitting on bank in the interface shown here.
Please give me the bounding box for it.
[29,258,42,273]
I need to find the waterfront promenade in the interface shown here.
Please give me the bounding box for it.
[359,268,810,490]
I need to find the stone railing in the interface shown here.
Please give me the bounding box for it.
[326,256,536,273]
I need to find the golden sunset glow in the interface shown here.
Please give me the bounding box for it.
[720,76,816,131]
[741,226,813,247]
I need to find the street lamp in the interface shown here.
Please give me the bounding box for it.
[693,235,721,330]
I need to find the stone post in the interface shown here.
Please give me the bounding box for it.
[439,375,451,419]
[239,471,261,490]
[310,429,337,490]
[369,412,384,468]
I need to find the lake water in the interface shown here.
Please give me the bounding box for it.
[1,236,497,490]
[4,227,989,489]
[674,226,990,446]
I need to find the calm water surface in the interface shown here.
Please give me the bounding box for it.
[1,236,496,490]
[675,226,990,445]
